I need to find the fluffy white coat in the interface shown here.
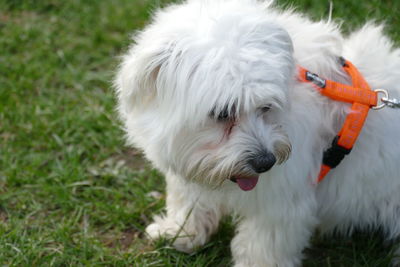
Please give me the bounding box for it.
[115,0,400,266]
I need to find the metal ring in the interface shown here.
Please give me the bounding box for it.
[372,89,389,110]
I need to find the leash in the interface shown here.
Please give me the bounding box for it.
[298,57,398,182]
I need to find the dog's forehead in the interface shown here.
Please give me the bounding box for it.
[180,43,292,116]
[150,0,295,124]
[161,42,292,123]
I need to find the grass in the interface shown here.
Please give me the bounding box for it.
[0,0,399,265]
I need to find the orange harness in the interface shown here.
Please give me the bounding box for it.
[298,57,378,182]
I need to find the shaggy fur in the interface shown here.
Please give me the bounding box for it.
[115,0,400,266]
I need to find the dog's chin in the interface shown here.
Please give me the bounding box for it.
[230,175,260,191]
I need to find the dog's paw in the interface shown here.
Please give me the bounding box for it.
[145,222,166,240]
[145,219,203,253]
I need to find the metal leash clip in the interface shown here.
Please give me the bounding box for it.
[372,89,400,110]
[382,96,400,108]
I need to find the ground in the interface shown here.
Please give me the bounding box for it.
[0,0,399,265]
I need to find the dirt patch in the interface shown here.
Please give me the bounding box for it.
[0,210,8,224]
[101,228,151,252]
[119,230,137,250]
[0,11,39,25]
[88,148,151,177]
[114,148,150,171]
[0,132,15,142]
[0,12,10,24]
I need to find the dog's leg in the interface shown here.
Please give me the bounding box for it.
[146,173,223,253]
[231,194,317,267]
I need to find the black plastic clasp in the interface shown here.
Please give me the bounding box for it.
[322,136,352,169]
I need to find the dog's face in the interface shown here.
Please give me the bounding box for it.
[116,1,295,190]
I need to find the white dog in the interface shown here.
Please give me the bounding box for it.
[115,0,400,266]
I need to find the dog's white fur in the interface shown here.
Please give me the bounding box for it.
[115,0,400,266]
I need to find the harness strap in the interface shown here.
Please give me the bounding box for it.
[298,58,378,182]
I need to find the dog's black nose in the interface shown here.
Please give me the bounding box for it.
[248,152,276,173]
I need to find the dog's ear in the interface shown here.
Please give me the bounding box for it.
[115,39,173,110]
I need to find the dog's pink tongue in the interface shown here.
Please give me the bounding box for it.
[236,176,259,191]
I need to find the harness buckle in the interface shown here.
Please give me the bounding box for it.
[322,136,352,169]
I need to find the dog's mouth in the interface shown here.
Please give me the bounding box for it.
[230,175,259,191]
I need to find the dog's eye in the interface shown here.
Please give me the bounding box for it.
[260,105,272,113]
[210,105,236,122]
[217,109,230,122]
